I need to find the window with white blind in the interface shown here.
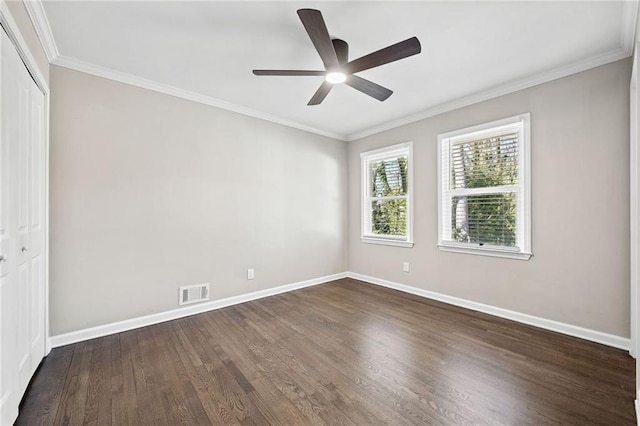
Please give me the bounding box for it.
[437,114,531,260]
[361,142,414,248]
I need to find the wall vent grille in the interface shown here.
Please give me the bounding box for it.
[179,283,210,305]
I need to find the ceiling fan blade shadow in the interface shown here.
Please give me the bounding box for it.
[297,9,339,70]
[346,75,393,101]
[345,37,421,74]
[308,81,333,105]
[253,70,325,76]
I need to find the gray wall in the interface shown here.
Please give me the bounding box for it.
[348,59,632,338]
[50,65,348,335]
[50,58,632,339]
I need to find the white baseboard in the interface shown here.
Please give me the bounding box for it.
[49,271,631,352]
[49,272,347,348]
[347,272,631,351]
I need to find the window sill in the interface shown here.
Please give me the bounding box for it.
[362,237,414,248]
[437,243,532,260]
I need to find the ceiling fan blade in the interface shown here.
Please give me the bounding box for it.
[297,9,339,70]
[253,70,325,76]
[346,75,393,101]
[345,37,421,74]
[308,81,333,105]
[332,39,349,65]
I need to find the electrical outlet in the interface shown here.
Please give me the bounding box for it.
[247,268,255,280]
[403,262,410,272]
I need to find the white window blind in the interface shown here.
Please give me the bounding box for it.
[438,114,531,260]
[361,142,414,248]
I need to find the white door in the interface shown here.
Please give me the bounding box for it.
[0,26,46,424]
[0,27,21,425]
[27,79,45,381]
[15,45,32,398]
[25,69,46,389]
[15,61,45,398]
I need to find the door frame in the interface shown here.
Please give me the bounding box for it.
[632,43,640,420]
[0,1,50,354]
[632,47,638,361]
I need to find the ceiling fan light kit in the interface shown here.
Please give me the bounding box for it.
[325,72,346,84]
[252,9,422,106]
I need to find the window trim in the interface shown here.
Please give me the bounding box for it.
[361,142,414,248]
[437,114,531,260]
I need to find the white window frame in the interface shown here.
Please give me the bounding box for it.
[437,114,531,260]
[361,142,414,248]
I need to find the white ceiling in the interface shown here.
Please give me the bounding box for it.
[35,1,637,140]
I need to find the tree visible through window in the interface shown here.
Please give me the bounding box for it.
[361,142,413,247]
[370,156,408,236]
[438,114,531,260]
[450,133,518,246]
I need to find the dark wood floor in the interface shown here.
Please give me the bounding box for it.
[16,278,635,425]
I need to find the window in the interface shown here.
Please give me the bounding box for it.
[437,114,531,260]
[361,142,414,248]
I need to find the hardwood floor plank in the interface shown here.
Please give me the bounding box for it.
[15,345,74,426]
[203,311,328,424]
[235,305,397,425]
[143,322,207,425]
[273,292,483,424]
[279,289,494,420]
[118,330,142,425]
[169,318,258,425]
[82,335,113,425]
[162,321,229,425]
[108,334,125,426]
[16,279,635,425]
[53,340,94,425]
[229,307,360,426]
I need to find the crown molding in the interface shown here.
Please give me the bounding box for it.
[53,46,632,145]
[23,0,345,140]
[0,0,48,93]
[52,55,346,141]
[345,47,631,141]
[621,0,640,55]
[25,0,636,143]
[22,0,58,62]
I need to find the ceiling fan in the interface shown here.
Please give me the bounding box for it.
[252,9,421,106]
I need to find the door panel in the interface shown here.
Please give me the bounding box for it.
[0,26,47,424]
[17,81,29,248]
[28,253,44,374]
[16,261,29,395]
[0,273,18,425]
[27,80,45,374]
[16,55,33,397]
[31,93,43,234]
[0,30,19,426]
